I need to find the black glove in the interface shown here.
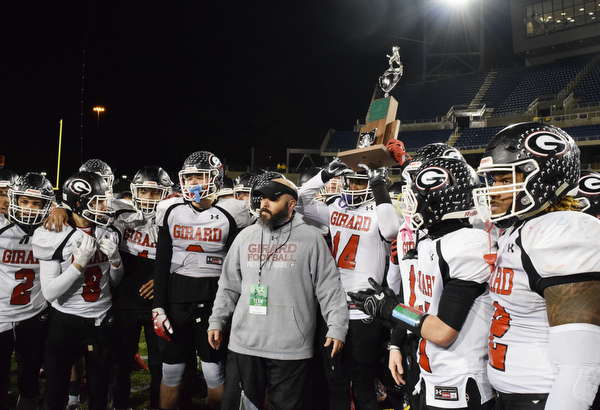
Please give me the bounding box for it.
[358,164,388,185]
[348,277,399,321]
[321,158,352,183]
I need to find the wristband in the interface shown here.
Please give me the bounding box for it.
[391,303,429,337]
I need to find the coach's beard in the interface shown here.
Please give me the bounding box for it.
[258,204,291,230]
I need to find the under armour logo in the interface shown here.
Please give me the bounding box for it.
[430,253,434,261]
[507,244,514,253]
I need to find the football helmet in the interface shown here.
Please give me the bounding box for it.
[340,171,373,207]
[473,122,580,228]
[62,171,115,226]
[248,171,284,217]
[130,166,173,216]
[79,159,114,195]
[403,157,480,231]
[0,169,19,189]
[234,171,263,202]
[8,172,54,227]
[178,151,223,202]
[297,167,323,202]
[218,177,235,198]
[388,180,406,215]
[574,171,600,217]
[402,143,464,182]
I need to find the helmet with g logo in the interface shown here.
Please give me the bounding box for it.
[574,171,600,216]
[473,122,580,228]
[179,151,223,202]
[403,157,479,231]
[62,171,114,226]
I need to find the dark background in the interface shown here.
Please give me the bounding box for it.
[1,0,515,184]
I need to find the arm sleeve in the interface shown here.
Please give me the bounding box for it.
[376,202,400,242]
[109,263,125,287]
[152,225,173,309]
[312,233,349,342]
[40,260,82,303]
[437,279,487,332]
[295,171,331,226]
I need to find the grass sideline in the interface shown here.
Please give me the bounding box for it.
[7,332,210,409]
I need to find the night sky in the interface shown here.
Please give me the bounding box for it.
[2,0,514,185]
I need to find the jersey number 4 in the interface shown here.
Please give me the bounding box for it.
[331,233,360,270]
[489,301,512,371]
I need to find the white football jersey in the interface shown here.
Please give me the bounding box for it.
[296,173,398,320]
[416,227,495,408]
[0,219,47,324]
[155,197,249,279]
[32,225,120,319]
[487,211,600,394]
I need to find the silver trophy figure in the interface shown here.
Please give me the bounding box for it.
[379,46,403,97]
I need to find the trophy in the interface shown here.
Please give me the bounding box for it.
[338,46,403,171]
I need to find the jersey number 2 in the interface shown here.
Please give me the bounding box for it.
[332,233,359,270]
[10,269,35,305]
[489,301,511,371]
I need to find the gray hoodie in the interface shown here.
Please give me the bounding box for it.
[208,213,349,360]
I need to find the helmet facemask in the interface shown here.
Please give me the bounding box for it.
[80,195,115,227]
[340,174,373,207]
[131,182,170,216]
[179,169,220,203]
[8,191,53,226]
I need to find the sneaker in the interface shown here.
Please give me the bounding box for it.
[66,401,80,410]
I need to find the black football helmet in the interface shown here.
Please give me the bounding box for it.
[62,171,114,226]
[234,171,263,202]
[8,172,54,227]
[218,177,235,198]
[178,151,224,202]
[402,143,463,182]
[473,122,580,228]
[297,167,324,202]
[79,159,114,196]
[130,166,173,216]
[574,171,600,217]
[0,169,19,189]
[248,171,284,217]
[403,157,480,231]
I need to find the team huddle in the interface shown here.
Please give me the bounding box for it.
[0,121,599,410]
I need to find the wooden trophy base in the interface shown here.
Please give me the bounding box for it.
[337,144,398,172]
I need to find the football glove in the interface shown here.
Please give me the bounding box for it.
[358,164,388,185]
[99,238,121,266]
[152,308,173,341]
[73,234,97,271]
[386,139,411,166]
[348,277,399,321]
[321,158,352,183]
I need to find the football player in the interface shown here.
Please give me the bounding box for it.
[217,176,235,200]
[32,171,124,410]
[351,157,496,409]
[111,166,173,410]
[152,151,250,410]
[385,142,465,410]
[295,157,399,409]
[0,173,53,410]
[0,169,19,215]
[472,122,600,409]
